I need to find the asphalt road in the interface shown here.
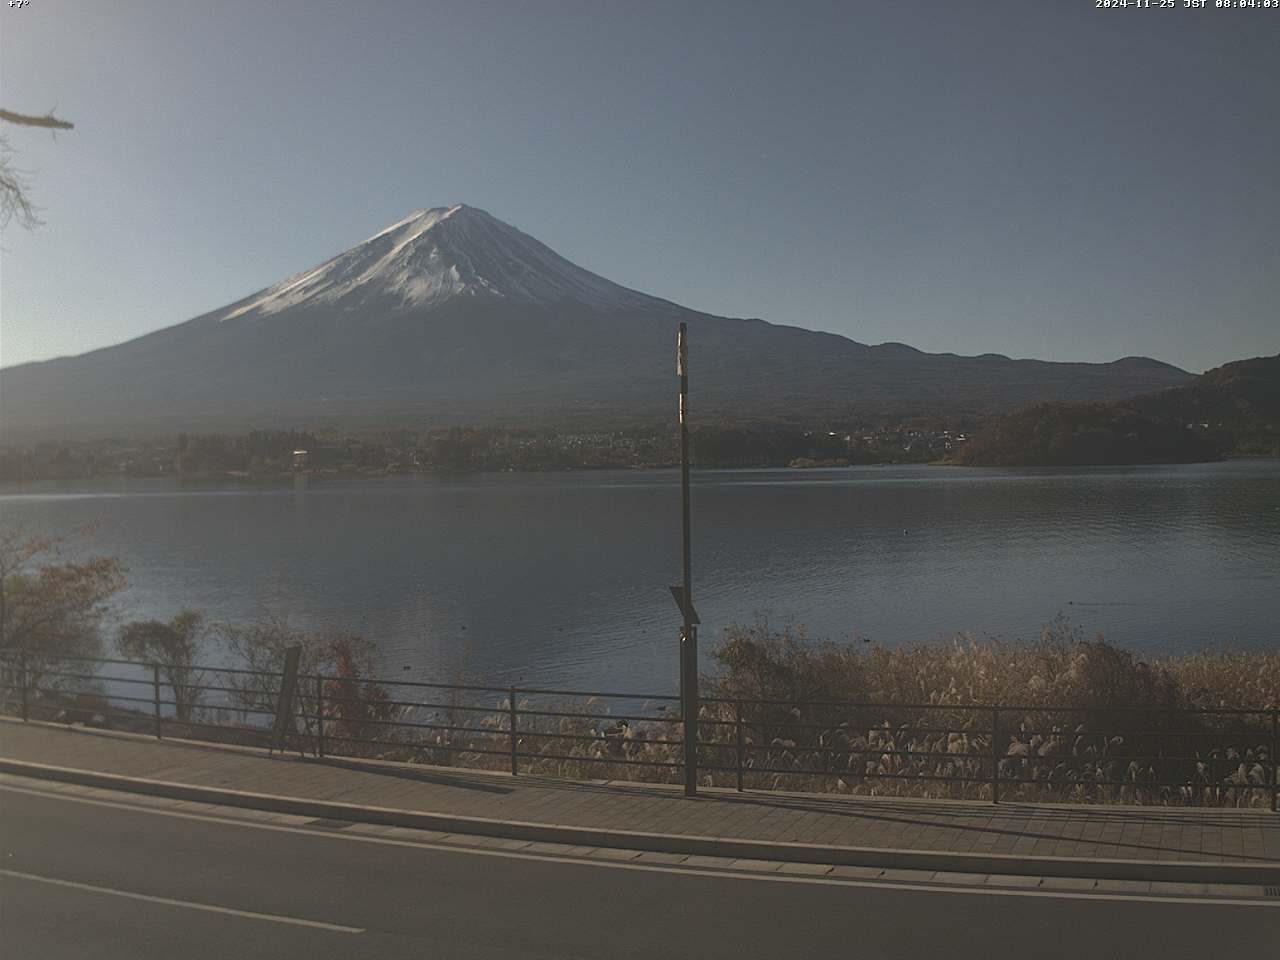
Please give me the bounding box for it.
[0,784,1275,960]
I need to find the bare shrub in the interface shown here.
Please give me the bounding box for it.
[701,619,1276,807]
[0,527,126,672]
[213,617,393,749]
[119,610,207,720]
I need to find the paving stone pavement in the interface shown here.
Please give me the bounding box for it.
[2,720,1277,867]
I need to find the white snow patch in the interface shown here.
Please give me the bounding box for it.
[223,204,667,320]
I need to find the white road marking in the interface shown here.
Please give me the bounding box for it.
[0,867,365,933]
[0,780,1272,909]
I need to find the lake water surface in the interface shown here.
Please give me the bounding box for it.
[3,461,1277,693]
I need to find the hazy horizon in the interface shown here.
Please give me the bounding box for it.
[3,1,1277,374]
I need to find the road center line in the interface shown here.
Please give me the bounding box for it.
[0,868,365,934]
[1,780,1272,908]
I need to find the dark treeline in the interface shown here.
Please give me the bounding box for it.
[957,402,1225,467]
[0,431,321,481]
[4,356,1273,479]
[689,426,954,467]
[0,422,968,481]
[175,430,322,473]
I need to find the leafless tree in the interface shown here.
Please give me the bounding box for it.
[119,611,208,721]
[0,526,125,664]
[0,526,125,707]
[0,107,74,230]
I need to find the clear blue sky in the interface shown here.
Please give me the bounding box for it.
[2,0,1276,373]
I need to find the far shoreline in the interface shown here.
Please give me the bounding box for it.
[2,456,1276,496]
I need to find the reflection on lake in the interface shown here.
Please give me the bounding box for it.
[3,460,1277,693]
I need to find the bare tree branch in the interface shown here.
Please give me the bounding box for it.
[0,136,41,229]
[0,109,75,229]
[0,109,74,130]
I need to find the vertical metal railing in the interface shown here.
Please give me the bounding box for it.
[1263,718,1274,810]
[991,706,1000,805]
[152,663,162,739]
[734,700,745,792]
[315,675,326,758]
[509,686,519,776]
[19,653,29,722]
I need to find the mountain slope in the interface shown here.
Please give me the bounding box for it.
[1130,353,1280,455]
[959,354,1280,465]
[0,204,1193,440]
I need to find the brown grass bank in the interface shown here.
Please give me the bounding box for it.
[6,622,1275,808]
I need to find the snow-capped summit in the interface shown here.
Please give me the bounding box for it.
[226,204,671,319]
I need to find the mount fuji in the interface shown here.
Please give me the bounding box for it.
[0,204,1191,439]
[222,204,673,319]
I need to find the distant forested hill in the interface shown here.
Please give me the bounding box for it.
[959,354,1279,466]
[1131,353,1280,456]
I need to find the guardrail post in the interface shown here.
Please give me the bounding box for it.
[19,653,29,722]
[1271,708,1277,814]
[152,663,162,739]
[682,631,699,796]
[509,687,519,776]
[734,700,744,792]
[269,645,303,756]
[991,706,1000,804]
[315,676,325,758]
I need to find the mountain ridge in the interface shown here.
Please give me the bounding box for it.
[0,205,1194,441]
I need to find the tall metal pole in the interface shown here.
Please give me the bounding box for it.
[678,322,698,797]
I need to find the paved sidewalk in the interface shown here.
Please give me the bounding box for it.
[2,720,1277,879]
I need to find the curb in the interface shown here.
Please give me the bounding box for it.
[4,757,1277,885]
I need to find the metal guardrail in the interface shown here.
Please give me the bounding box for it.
[0,652,1275,810]
[695,696,1277,808]
[0,652,685,780]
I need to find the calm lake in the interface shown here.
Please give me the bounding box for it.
[3,460,1277,693]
